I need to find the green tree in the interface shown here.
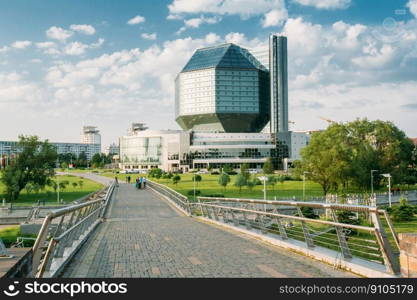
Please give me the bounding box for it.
[218,173,231,191]
[390,197,415,222]
[295,119,415,195]
[91,153,103,168]
[193,174,202,186]
[78,180,84,189]
[234,174,247,193]
[240,163,250,181]
[263,157,274,174]
[149,168,163,179]
[48,180,58,193]
[59,180,69,191]
[300,207,319,219]
[276,175,285,185]
[246,180,256,191]
[77,152,88,168]
[72,182,78,189]
[294,123,355,195]
[267,175,277,195]
[1,135,57,202]
[172,174,181,185]
[222,164,233,174]
[60,162,68,170]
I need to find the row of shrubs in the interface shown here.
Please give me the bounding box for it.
[381,198,417,222]
[186,190,225,198]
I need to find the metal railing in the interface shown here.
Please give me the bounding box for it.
[147,180,190,215]
[31,181,116,278]
[194,197,400,275]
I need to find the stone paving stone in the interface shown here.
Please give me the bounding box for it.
[62,183,354,278]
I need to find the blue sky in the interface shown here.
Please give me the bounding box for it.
[1,0,417,149]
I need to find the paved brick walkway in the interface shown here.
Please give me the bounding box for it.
[62,183,353,278]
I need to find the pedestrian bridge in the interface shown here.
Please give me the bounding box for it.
[27,174,400,278]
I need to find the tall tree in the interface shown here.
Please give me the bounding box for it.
[234,174,247,193]
[263,157,274,175]
[1,135,57,201]
[240,163,250,181]
[218,173,231,191]
[295,119,415,195]
[192,174,202,186]
[91,153,103,168]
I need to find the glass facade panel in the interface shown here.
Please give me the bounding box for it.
[120,137,162,164]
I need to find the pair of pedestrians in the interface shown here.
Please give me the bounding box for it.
[135,177,147,189]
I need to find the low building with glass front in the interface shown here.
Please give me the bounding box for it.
[118,130,191,172]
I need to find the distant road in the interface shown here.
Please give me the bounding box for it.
[57,171,113,186]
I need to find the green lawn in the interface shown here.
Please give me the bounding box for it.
[0,174,103,206]
[72,169,417,200]
[0,225,37,247]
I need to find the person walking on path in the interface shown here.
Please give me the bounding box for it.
[114,176,119,186]
[135,178,139,189]
[127,176,131,184]
[143,177,147,188]
[139,177,143,189]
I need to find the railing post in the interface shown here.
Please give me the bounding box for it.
[230,209,239,226]
[242,209,251,230]
[370,211,400,274]
[32,215,53,276]
[272,208,288,240]
[36,238,58,278]
[330,209,352,259]
[213,207,220,221]
[296,207,314,248]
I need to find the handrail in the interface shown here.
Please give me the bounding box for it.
[198,197,381,213]
[190,202,376,232]
[31,181,116,278]
[147,180,190,215]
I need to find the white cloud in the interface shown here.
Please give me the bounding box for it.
[63,39,105,56]
[90,38,105,48]
[70,24,96,35]
[408,0,417,18]
[127,15,145,25]
[36,41,56,49]
[0,72,43,105]
[352,44,396,69]
[261,8,288,27]
[167,14,183,20]
[64,42,89,56]
[46,26,73,42]
[11,40,32,49]
[0,46,9,53]
[177,15,221,34]
[292,0,351,9]
[168,0,286,19]
[141,33,157,40]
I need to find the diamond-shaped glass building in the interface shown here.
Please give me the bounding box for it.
[175,43,270,133]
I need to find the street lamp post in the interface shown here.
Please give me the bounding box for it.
[371,170,378,196]
[303,171,310,201]
[193,174,196,202]
[56,159,60,203]
[258,176,268,212]
[382,173,392,207]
